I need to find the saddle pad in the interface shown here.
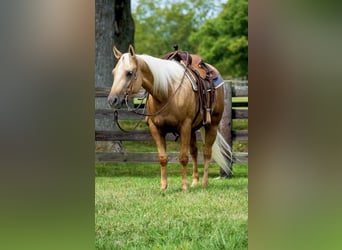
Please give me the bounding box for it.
[185,70,225,92]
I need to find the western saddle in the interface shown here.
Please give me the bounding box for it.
[162,45,218,126]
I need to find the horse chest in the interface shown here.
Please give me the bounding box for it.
[151,114,178,129]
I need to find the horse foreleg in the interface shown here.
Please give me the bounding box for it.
[202,126,218,188]
[149,122,168,190]
[190,132,199,187]
[159,149,168,191]
[179,121,192,192]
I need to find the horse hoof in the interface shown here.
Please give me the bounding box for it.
[182,181,188,192]
[160,183,168,191]
[191,180,199,187]
[202,181,208,188]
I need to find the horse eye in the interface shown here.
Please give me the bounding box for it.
[126,71,133,77]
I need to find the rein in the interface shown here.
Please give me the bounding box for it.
[113,110,145,133]
[113,91,147,133]
[121,64,188,114]
[113,55,188,132]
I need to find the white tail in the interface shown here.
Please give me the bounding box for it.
[200,127,233,175]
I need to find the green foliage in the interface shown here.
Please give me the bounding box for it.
[133,0,248,78]
[95,163,248,249]
[190,0,248,77]
[133,0,224,56]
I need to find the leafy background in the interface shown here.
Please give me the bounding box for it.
[133,0,248,78]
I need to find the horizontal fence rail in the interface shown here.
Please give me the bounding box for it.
[95,109,248,121]
[95,82,248,164]
[95,130,248,142]
[96,152,248,164]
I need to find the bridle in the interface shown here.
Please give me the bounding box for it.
[114,55,188,132]
[124,64,138,97]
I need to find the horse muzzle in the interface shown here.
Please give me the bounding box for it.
[108,94,125,109]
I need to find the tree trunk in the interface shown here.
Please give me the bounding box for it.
[95,0,134,152]
[95,0,134,88]
[113,0,135,53]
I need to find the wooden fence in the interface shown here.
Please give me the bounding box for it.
[95,81,248,164]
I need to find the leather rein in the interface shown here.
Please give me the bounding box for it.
[113,61,188,133]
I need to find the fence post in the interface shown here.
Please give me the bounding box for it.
[219,82,233,177]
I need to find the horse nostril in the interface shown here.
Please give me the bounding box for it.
[108,96,118,106]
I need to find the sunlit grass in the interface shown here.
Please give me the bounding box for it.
[95,163,248,249]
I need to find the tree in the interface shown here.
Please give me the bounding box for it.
[133,0,222,56]
[95,0,134,87]
[190,0,248,77]
[95,0,135,152]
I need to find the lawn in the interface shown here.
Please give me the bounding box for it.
[96,95,248,249]
[95,162,248,249]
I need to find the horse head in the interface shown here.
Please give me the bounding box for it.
[108,45,142,109]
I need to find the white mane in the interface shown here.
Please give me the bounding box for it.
[138,55,185,98]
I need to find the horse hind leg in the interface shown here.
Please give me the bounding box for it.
[190,132,199,187]
[179,121,192,192]
[201,126,218,188]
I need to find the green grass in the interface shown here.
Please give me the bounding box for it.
[232,96,248,103]
[124,140,181,152]
[232,119,248,131]
[232,119,248,152]
[95,163,248,249]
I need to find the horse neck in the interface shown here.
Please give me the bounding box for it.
[137,56,167,103]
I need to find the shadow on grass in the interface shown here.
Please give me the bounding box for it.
[96,162,247,177]
[95,162,159,178]
[157,181,248,196]
[95,162,247,193]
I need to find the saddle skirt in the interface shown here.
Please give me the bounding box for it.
[162,50,224,92]
[184,65,225,92]
[162,49,222,125]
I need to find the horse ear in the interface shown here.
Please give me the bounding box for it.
[113,46,122,59]
[128,44,135,56]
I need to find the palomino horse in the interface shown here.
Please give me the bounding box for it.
[108,45,232,191]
